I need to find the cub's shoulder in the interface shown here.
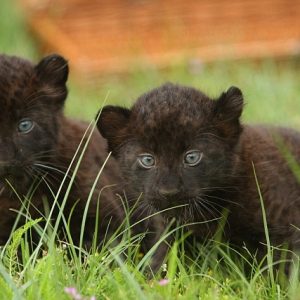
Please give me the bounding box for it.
[240,124,300,159]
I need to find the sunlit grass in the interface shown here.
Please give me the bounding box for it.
[1,202,300,299]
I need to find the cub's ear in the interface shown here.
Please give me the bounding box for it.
[96,105,131,153]
[35,54,69,86]
[215,86,244,120]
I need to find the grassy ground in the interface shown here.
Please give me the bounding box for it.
[1,1,300,299]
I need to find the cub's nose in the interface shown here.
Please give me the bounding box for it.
[158,187,180,198]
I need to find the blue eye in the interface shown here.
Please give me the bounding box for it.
[138,154,155,169]
[18,119,34,133]
[184,150,203,166]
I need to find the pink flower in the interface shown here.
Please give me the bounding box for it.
[64,286,96,300]
[64,287,80,298]
[158,279,169,286]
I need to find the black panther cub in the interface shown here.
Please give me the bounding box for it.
[0,54,122,246]
[97,82,300,270]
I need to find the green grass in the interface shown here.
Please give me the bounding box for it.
[1,191,300,300]
[2,1,300,299]
[67,59,300,127]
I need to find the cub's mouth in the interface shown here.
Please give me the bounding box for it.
[149,196,190,214]
[0,172,30,196]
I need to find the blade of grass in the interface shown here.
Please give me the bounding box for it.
[252,162,275,287]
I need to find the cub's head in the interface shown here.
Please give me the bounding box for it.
[0,54,68,193]
[97,83,244,220]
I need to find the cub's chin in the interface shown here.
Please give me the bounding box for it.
[147,193,222,224]
[147,196,190,220]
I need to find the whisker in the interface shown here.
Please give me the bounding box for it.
[33,163,67,176]
[204,194,242,207]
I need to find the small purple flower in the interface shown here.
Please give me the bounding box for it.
[64,287,79,298]
[64,286,96,300]
[158,279,169,286]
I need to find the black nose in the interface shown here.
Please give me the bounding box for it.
[158,187,180,197]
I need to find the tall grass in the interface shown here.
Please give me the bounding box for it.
[1,125,300,299]
[1,215,299,299]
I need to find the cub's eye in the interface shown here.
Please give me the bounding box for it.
[184,150,203,166]
[138,154,155,169]
[18,119,34,133]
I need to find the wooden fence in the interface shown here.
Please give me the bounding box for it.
[20,0,300,76]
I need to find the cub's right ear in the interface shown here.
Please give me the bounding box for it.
[96,105,131,152]
[35,54,69,86]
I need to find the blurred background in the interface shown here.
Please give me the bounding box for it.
[1,0,300,126]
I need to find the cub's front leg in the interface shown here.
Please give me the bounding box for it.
[137,215,171,275]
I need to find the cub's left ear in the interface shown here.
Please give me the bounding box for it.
[35,54,69,85]
[215,86,244,120]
